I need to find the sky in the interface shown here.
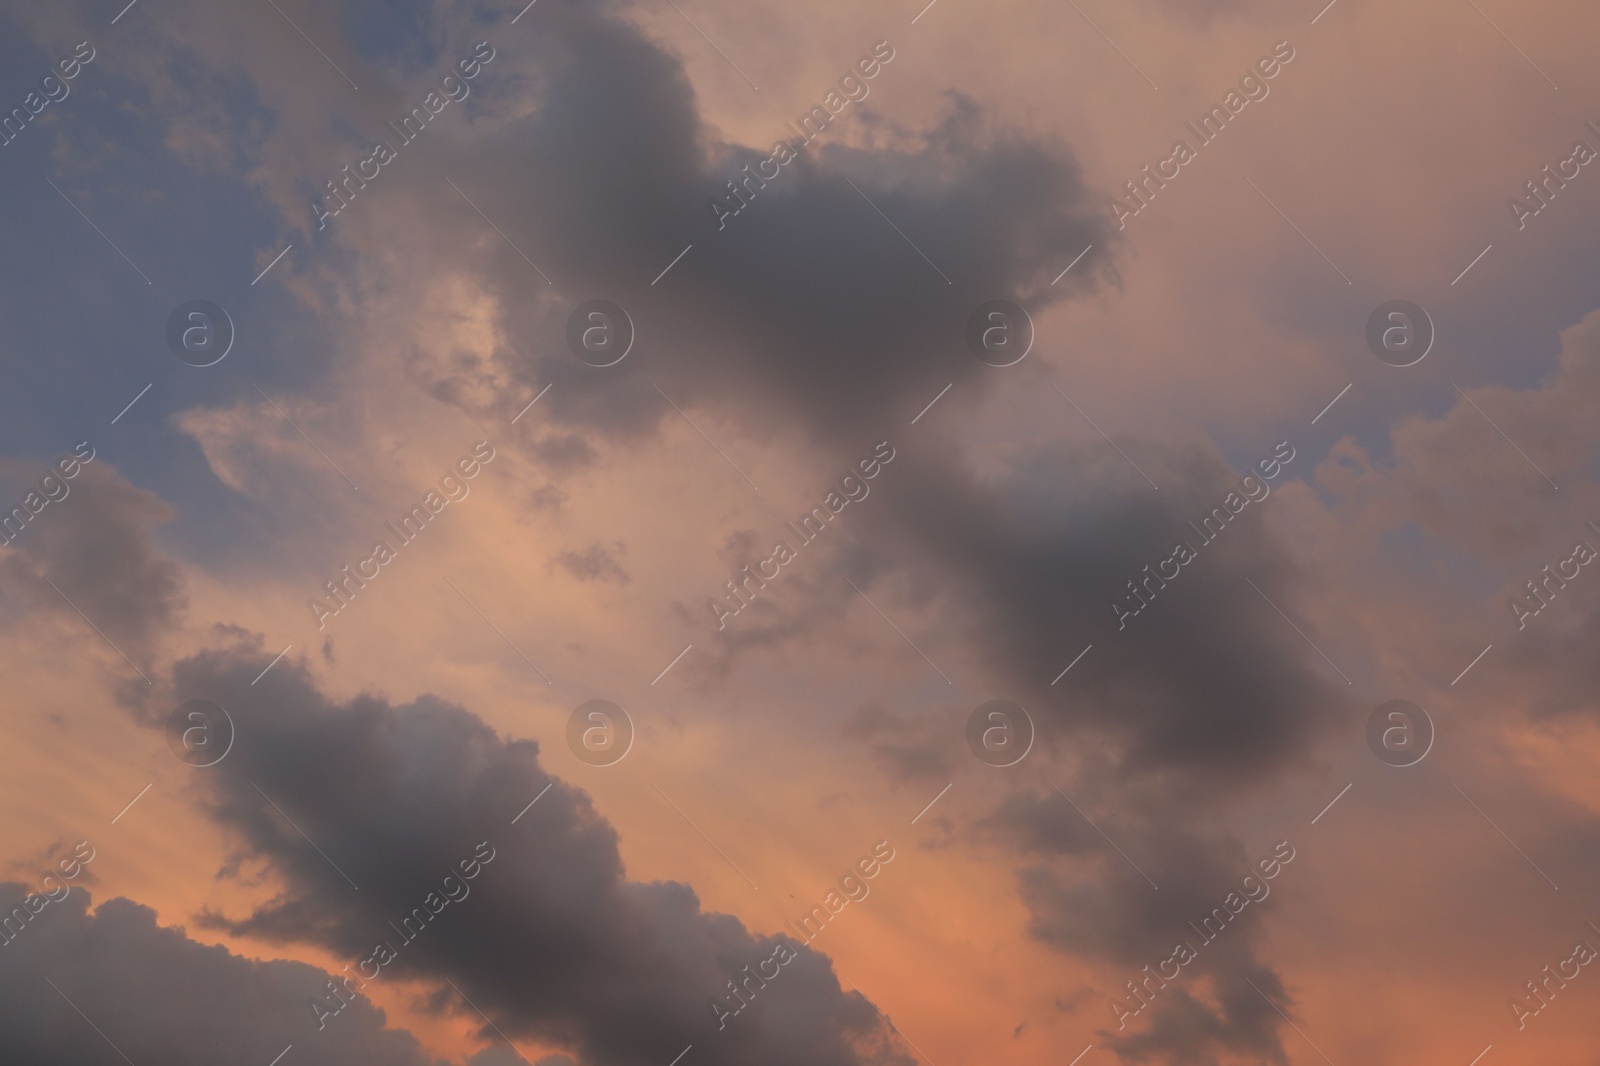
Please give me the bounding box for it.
[1,0,1598,1064]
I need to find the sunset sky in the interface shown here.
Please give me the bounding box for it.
[2,0,1599,1064]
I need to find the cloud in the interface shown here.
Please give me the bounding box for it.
[985,790,1296,1064]
[552,542,630,584]
[0,461,185,660]
[0,887,444,1066]
[1300,308,1600,719]
[146,637,908,1066]
[699,431,1347,788]
[841,703,955,785]
[284,2,1114,461]
[1098,975,1288,1066]
[879,435,1346,781]
[1312,307,1600,562]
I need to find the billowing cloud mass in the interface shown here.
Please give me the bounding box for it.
[360,3,1115,455]
[0,887,442,1066]
[150,641,904,1066]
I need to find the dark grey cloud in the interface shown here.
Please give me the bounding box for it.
[706,432,1346,789]
[1097,976,1288,1066]
[869,435,1345,782]
[753,432,1347,1065]
[366,2,1111,456]
[985,790,1296,1065]
[138,637,907,1066]
[0,886,443,1066]
[0,461,185,660]
[844,432,1352,1062]
[552,541,630,583]
[841,703,955,785]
